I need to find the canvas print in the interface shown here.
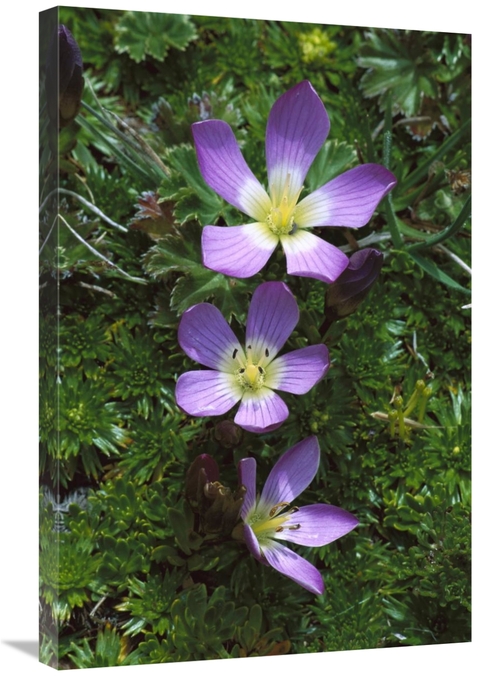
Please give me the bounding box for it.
[39,6,471,669]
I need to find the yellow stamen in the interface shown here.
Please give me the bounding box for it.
[269,501,291,517]
[252,514,289,536]
[233,344,267,391]
[248,502,301,541]
[266,173,303,236]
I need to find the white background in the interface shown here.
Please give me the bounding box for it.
[1,1,491,674]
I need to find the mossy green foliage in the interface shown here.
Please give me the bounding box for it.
[39,8,470,668]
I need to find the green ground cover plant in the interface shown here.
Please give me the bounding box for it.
[39,8,471,668]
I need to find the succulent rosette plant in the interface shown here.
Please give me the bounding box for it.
[236,436,358,594]
[192,80,397,283]
[175,281,329,433]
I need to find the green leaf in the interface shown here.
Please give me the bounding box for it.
[171,269,253,321]
[167,502,194,556]
[397,119,471,196]
[305,140,357,192]
[164,144,242,226]
[115,13,197,63]
[358,30,438,115]
[409,251,470,294]
[144,222,203,276]
[144,222,255,322]
[408,195,471,251]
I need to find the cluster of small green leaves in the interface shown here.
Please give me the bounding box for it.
[39,8,470,668]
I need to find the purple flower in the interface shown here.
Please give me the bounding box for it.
[237,436,358,594]
[192,80,396,284]
[175,282,329,433]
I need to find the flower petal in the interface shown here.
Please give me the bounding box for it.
[281,229,349,283]
[192,120,271,221]
[274,504,358,547]
[266,81,330,205]
[260,436,320,507]
[178,303,242,372]
[266,345,330,394]
[242,523,267,563]
[234,388,289,433]
[202,223,278,278]
[263,539,325,594]
[175,370,241,417]
[295,164,397,228]
[238,458,257,520]
[245,281,299,364]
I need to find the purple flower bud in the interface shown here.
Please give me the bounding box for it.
[324,248,384,320]
[46,25,84,127]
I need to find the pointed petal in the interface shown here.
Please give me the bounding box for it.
[238,458,257,520]
[263,540,325,594]
[192,120,271,220]
[295,164,397,228]
[242,523,267,563]
[234,388,288,433]
[261,436,320,507]
[281,229,349,283]
[245,281,299,364]
[178,303,242,372]
[266,345,330,394]
[175,370,241,417]
[274,504,358,546]
[266,81,330,204]
[202,224,278,278]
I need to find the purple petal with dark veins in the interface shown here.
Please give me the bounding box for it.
[266,345,330,394]
[266,81,330,205]
[245,282,299,364]
[192,120,271,221]
[281,229,349,283]
[201,223,278,278]
[274,504,358,546]
[178,303,242,372]
[260,436,320,507]
[263,540,325,594]
[234,388,289,433]
[295,164,397,228]
[238,458,257,520]
[175,371,241,417]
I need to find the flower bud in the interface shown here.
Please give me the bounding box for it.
[324,248,384,321]
[185,454,219,508]
[214,420,243,449]
[202,483,247,535]
[46,25,84,128]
